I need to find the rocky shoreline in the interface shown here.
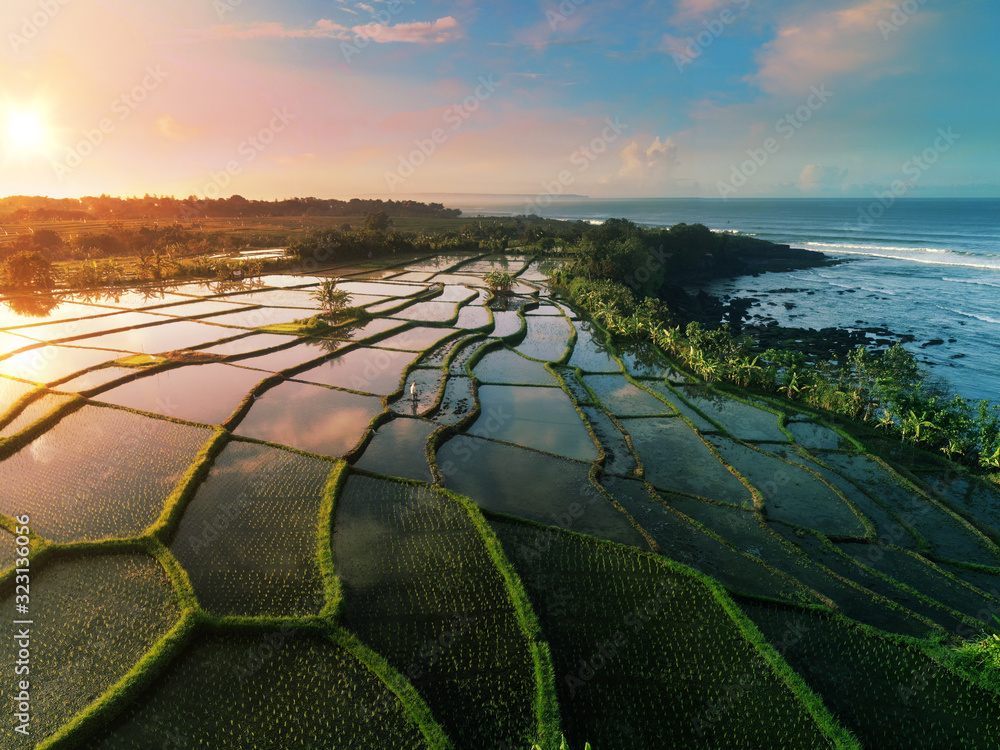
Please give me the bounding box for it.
[662,247,912,363]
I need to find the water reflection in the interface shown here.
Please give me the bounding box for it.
[0,345,129,385]
[95,363,267,424]
[233,380,382,456]
[3,294,62,318]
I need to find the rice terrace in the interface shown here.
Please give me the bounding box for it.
[2,215,1000,749]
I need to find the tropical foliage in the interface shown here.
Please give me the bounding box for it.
[560,271,1000,469]
[484,268,515,294]
[312,278,353,318]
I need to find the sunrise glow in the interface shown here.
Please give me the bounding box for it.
[4,110,46,150]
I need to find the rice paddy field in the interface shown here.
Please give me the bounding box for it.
[2,250,999,748]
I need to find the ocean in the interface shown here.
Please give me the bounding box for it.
[454,197,1000,403]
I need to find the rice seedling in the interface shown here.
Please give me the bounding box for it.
[491,518,841,750]
[0,553,180,746]
[578,405,639,477]
[0,405,213,542]
[675,385,789,442]
[391,368,446,417]
[0,345,131,386]
[437,436,646,548]
[0,528,17,570]
[430,376,476,426]
[819,451,1000,566]
[0,392,77,439]
[705,435,867,536]
[86,630,439,750]
[745,600,1000,748]
[787,420,853,450]
[333,474,539,749]
[169,440,334,616]
[0,375,38,419]
[94,363,268,425]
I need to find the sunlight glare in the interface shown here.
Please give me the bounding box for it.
[5,110,46,149]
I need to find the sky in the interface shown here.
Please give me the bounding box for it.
[1,0,997,201]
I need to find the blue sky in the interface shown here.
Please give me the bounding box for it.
[1,0,996,198]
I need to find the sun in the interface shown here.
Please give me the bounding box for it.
[5,110,46,149]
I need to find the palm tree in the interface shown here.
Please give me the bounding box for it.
[312,279,352,318]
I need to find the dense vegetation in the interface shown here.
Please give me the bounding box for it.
[0,194,461,223]
[0,205,579,292]
[551,219,1000,471]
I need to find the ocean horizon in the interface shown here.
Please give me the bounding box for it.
[455,197,1000,403]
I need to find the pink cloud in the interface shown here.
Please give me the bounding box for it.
[672,0,728,24]
[750,0,936,94]
[190,16,461,44]
[354,16,461,44]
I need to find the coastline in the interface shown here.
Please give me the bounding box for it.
[456,196,998,406]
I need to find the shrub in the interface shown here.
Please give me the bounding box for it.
[484,269,515,294]
[312,279,353,318]
[4,250,53,290]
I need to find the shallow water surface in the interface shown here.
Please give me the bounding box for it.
[234,380,382,456]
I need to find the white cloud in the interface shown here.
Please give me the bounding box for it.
[618,136,679,178]
[750,0,937,94]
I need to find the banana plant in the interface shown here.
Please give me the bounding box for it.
[780,368,810,399]
[902,409,938,445]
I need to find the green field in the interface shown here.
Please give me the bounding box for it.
[2,248,1000,748]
